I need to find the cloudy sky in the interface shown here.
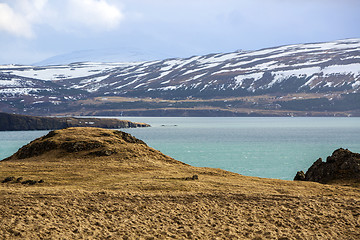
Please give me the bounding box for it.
[0,0,359,65]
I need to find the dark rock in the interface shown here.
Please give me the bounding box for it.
[2,176,15,183]
[293,171,306,181]
[88,149,114,157]
[22,180,38,185]
[185,175,199,181]
[295,148,360,184]
[2,177,42,185]
[114,131,147,145]
[10,137,105,159]
[15,140,58,159]
[42,130,58,140]
[61,141,104,152]
[16,177,23,182]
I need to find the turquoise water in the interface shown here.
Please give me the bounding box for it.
[0,130,49,160]
[1,117,360,180]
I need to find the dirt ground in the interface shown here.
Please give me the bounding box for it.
[0,185,359,240]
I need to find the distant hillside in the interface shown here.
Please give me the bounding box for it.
[33,48,175,66]
[0,38,359,116]
[0,112,149,131]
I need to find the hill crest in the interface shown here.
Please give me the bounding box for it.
[3,127,184,166]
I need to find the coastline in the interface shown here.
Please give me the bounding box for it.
[1,117,360,180]
[0,112,150,131]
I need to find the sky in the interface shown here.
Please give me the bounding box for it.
[0,0,359,65]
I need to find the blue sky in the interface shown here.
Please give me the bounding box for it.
[0,0,359,64]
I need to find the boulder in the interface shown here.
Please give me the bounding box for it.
[2,176,15,183]
[293,171,305,181]
[294,148,360,184]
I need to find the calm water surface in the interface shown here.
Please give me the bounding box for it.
[1,117,359,180]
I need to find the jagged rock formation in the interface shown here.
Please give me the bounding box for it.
[294,148,360,183]
[0,112,149,131]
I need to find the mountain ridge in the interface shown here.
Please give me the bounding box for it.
[0,38,359,116]
[32,48,176,66]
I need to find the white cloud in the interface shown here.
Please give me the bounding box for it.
[0,0,124,38]
[16,0,48,20]
[0,3,34,38]
[67,0,123,30]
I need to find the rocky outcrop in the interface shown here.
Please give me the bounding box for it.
[294,148,360,184]
[293,171,306,181]
[0,112,149,131]
[1,176,43,185]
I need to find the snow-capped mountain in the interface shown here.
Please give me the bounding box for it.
[1,39,360,116]
[33,48,175,66]
[71,38,359,98]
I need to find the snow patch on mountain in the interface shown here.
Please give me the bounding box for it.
[0,88,51,96]
[322,64,360,76]
[234,72,264,89]
[0,79,24,87]
[5,63,133,81]
[352,81,360,88]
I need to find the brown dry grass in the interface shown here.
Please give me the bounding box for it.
[0,128,359,239]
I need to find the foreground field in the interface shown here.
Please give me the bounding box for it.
[0,127,359,239]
